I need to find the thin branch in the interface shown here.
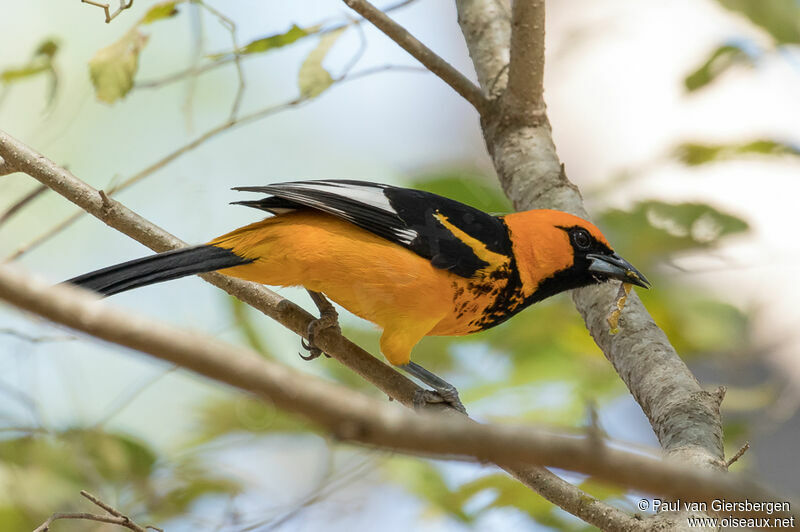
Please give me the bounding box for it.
[81,0,134,24]
[726,441,751,468]
[0,265,795,522]
[505,0,546,122]
[0,184,47,227]
[193,0,246,120]
[33,489,160,532]
[0,156,16,176]
[341,0,488,114]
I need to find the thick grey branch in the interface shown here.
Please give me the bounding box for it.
[505,0,546,121]
[342,0,488,114]
[455,0,726,484]
[0,264,794,522]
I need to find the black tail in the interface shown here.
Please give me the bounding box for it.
[65,245,253,297]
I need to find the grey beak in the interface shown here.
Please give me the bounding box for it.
[586,253,651,289]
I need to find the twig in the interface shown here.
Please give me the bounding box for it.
[504,0,546,122]
[81,0,134,23]
[0,265,795,523]
[726,441,751,467]
[0,327,76,343]
[33,489,160,532]
[193,1,246,120]
[341,0,488,114]
[0,156,16,176]
[0,184,47,227]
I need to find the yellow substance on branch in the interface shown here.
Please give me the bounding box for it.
[608,282,632,335]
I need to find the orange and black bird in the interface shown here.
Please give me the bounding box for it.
[67,180,649,411]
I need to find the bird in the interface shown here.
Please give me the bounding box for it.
[66,180,649,413]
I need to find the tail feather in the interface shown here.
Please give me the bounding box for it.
[65,245,253,297]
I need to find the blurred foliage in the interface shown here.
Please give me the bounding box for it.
[675,139,800,165]
[385,459,628,530]
[0,38,59,107]
[191,394,313,446]
[208,24,316,59]
[90,28,150,103]
[298,29,345,99]
[228,297,274,357]
[715,0,800,44]
[409,169,513,214]
[88,1,180,103]
[684,44,754,92]
[0,427,240,530]
[688,0,800,93]
[599,200,748,267]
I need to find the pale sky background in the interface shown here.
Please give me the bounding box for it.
[1,0,799,530]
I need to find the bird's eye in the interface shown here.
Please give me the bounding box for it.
[572,229,592,249]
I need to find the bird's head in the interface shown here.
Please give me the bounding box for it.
[503,209,649,302]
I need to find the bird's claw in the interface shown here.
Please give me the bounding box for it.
[298,291,340,362]
[412,388,468,415]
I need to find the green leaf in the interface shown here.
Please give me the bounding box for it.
[684,45,753,92]
[89,28,149,103]
[458,474,565,528]
[228,296,273,357]
[0,63,50,83]
[598,200,749,265]
[298,29,344,99]
[409,170,512,214]
[63,428,158,483]
[716,0,800,44]
[140,1,179,24]
[675,139,800,165]
[209,24,314,60]
[191,394,312,444]
[156,471,240,517]
[34,39,59,59]
[0,38,59,105]
[576,478,627,501]
[384,458,472,522]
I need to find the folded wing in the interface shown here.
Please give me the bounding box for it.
[233,180,513,278]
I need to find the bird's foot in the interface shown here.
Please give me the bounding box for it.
[299,290,340,361]
[401,362,467,414]
[412,387,467,415]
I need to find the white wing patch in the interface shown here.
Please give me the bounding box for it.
[262,180,420,246]
[279,181,397,215]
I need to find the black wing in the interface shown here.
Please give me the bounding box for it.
[232,180,512,278]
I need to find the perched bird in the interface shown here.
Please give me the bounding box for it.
[67,180,649,412]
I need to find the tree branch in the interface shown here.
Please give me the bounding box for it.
[1,264,794,522]
[341,0,488,114]
[454,0,726,488]
[505,0,546,121]
[33,489,160,532]
[81,0,134,24]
